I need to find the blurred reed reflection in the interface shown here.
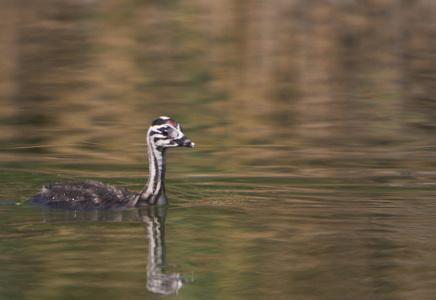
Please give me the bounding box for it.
[1,0,435,173]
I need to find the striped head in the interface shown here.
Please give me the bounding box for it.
[148,116,195,151]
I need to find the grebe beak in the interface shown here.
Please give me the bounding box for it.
[176,137,194,148]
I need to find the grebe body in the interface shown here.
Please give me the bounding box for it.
[29,116,194,210]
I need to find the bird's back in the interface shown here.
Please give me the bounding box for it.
[29,180,138,210]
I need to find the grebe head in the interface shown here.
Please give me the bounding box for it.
[148,116,195,150]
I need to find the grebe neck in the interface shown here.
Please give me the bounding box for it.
[136,140,167,206]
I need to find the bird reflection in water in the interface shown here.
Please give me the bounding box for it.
[37,206,185,295]
[139,207,183,295]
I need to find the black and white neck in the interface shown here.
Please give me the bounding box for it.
[134,116,194,206]
[137,130,168,205]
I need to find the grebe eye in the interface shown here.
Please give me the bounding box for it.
[161,130,169,137]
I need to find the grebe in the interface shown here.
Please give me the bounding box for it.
[29,116,194,210]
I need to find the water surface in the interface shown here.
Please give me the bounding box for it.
[1,1,436,299]
[1,164,436,299]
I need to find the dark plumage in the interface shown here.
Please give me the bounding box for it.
[29,181,137,210]
[29,116,194,210]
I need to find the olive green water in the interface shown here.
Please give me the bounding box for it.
[2,162,436,299]
[2,1,436,299]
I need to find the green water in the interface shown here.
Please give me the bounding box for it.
[1,1,436,298]
[2,163,436,300]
